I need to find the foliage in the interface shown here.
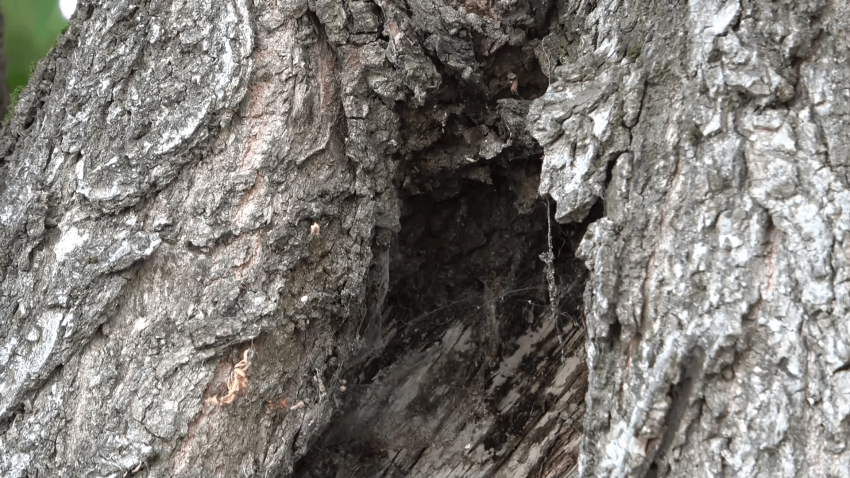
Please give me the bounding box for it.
[2,83,23,123]
[3,0,68,93]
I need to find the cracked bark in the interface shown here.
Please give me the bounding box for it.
[0,0,847,477]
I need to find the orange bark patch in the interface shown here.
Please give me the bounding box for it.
[206,348,253,406]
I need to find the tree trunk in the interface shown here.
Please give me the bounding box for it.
[0,0,845,477]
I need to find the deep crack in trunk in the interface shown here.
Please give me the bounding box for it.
[294,103,594,477]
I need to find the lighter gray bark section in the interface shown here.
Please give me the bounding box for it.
[530,0,850,476]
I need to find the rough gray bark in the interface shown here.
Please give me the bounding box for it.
[529,0,849,476]
[1,0,584,477]
[0,0,845,478]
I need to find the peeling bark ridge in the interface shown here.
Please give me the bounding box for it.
[528,0,850,476]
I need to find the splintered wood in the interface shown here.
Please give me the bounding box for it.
[206,349,252,406]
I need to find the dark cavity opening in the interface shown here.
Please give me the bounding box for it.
[294,156,593,478]
[294,12,594,476]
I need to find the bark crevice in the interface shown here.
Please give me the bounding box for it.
[293,150,589,477]
[289,14,592,471]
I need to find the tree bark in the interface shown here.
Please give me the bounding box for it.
[535,1,849,476]
[0,0,845,477]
